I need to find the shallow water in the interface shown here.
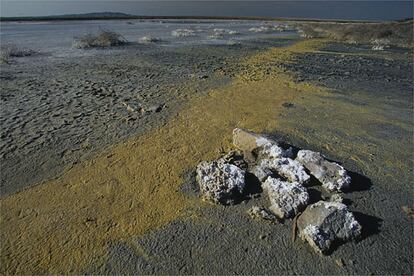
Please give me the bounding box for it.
[0,19,297,57]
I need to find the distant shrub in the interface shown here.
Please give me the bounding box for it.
[208,28,240,39]
[138,36,161,44]
[171,29,196,37]
[73,30,127,49]
[0,45,36,63]
[371,38,391,51]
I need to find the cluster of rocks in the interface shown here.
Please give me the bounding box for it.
[196,128,362,255]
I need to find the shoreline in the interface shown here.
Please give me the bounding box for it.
[0,15,391,23]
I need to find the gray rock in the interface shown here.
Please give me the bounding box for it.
[296,150,351,192]
[262,177,309,219]
[232,128,273,153]
[251,157,310,185]
[196,159,245,205]
[297,201,362,254]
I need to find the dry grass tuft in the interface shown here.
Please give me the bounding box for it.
[73,30,127,49]
[0,45,36,63]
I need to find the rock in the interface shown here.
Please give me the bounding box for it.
[260,142,294,159]
[262,177,309,219]
[121,102,135,112]
[196,159,245,205]
[297,201,362,255]
[336,258,345,268]
[401,205,414,218]
[251,157,310,185]
[233,128,272,153]
[147,104,164,113]
[296,150,351,192]
[232,128,293,159]
[282,102,295,108]
[248,206,278,223]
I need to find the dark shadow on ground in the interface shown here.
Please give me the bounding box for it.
[353,211,383,241]
[347,171,373,192]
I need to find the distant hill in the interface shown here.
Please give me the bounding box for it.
[0,12,387,23]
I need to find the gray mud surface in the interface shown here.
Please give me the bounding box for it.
[1,38,413,275]
[0,38,295,195]
[92,42,413,275]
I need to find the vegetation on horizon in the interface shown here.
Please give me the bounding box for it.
[72,30,127,49]
[295,20,413,47]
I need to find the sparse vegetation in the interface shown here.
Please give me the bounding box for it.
[72,30,127,49]
[295,20,413,47]
[171,29,196,37]
[0,45,36,63]
[138,36,161,44]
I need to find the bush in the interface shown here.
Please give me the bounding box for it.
[0,45,36,63]
[73,30,127,49]
[138,36,161,44]
[171,29,196,37]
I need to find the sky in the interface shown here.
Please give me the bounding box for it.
[1,1,413,20]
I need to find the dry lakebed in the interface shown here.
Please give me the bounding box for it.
[0,19,413,274]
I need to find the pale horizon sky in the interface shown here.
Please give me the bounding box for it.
[1,1,413,20]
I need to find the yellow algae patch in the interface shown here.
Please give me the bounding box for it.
[0,39,323,274]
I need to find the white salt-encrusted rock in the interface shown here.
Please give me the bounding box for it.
[262,177,309,219]
[196,159,245,205]
[258,140,294,159]
[297,201,362,254]
[232,128,293,159]
[251,158,310,184]
[296,150,351,192]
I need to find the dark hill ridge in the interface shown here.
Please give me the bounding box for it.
[0,12,383,23]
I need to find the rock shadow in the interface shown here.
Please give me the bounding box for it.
[179,168,199,197]
[307,188,323,205]
[347,171,373,192]
[353,211,383,240]
[243,172,263,198]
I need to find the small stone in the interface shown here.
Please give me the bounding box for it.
[335,258,345,268]
[147,104,164,113]
[196,158,245,205]
[282,102,295,108]
[296,150,351,192]
[248,206,278,223]
[297,201,362,255]
[262,177,309,219]
[121,102,135,112]
[401,205,414,218]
